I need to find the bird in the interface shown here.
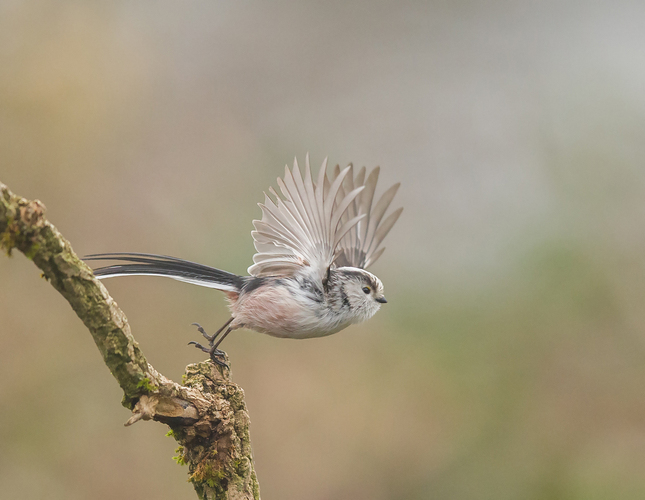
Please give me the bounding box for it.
[85,156,402,366]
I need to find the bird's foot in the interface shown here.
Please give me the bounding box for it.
[192,322,215,344]
[187,341,229,367]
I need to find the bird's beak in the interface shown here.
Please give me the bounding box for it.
[375,296,387,304]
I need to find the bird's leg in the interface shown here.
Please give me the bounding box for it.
[191,317,234,345]
[212,326,234,350]
[188,339,229,367]
[188,326,236,366]
[188,318,235,367]
[188,326,233,366]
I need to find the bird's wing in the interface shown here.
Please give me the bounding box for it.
[248,155,366,280]
[248,156,401,280]
[330,165,402,270]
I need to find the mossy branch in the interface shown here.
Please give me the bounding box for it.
[0,181,260,500]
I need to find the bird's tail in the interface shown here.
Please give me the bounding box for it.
[84,252,244,292]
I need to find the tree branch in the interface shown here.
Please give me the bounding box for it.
[0,181,260,500]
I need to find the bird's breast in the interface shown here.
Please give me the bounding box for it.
[229,282,351,339]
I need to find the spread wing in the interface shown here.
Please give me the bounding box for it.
[331,165,402,269]
[248,156,402,280]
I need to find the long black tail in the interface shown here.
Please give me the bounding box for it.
[84,253,244,292]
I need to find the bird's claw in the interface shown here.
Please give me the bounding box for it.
[187,341,229,368]
[192,322,215,343]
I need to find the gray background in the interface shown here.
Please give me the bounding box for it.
[3,1,645,498]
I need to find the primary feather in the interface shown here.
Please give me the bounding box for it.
[248,155,402,277]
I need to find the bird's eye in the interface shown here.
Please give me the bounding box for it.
[362,286,371,294]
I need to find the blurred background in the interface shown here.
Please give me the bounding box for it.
[2,1,645,498]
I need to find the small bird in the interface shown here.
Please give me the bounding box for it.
[86,156,402,366]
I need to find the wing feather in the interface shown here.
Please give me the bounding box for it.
[363,183,401,253]
[335,213,367,248]
[280,164,315,243]
[302,156,323,244]
[364,246,386,268]
[330,185,365,240]
[331,168,402,269]
[249,157,401,278]
[366,207,403,256]
[340,165,356,251]
[293,159,322,245]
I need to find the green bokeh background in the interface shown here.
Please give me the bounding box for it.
[3,1,645,499]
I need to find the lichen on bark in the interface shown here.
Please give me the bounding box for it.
[0,181,260,500]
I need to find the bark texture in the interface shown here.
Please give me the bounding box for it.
[0,181,260,500]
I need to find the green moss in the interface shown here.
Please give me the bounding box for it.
[0,217,17,256]
[227,388,245,408]
[206,475,225,488]
[24,242,41,260]
[173,446,187,466]
[136,377,158,393]
[192,461,226,486]
[121,393,136,409]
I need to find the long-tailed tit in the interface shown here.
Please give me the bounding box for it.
[86,156,402,366]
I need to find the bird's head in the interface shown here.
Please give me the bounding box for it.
[336,267,387,321]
